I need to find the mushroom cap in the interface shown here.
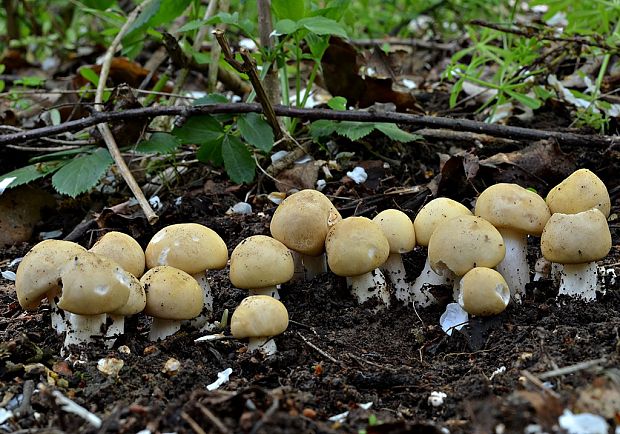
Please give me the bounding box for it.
[145,223,228,274]
[546,169,611,217]
[540,208,611,264]
[90,231,146,278]
[140,266,203,320]
[428,215,505,277]
[325,216,390,277]
[372,209,416,254]
[230,295,289,339]
[413,198,472,246]
[109,272,146,316]
[270,189,342,256]
[15,239,86,310]
[229,235,294,289]
[57,251,131,315]
[474,183,551,236]
[459,267,510,316]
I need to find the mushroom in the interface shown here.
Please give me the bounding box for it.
[540,208,611,301]
[145,223,228,327]
[325,216,390,306]
[230,295,289,355]
[15,239,86,334]
[546,169,611,217]
[58,251,131,347]
[410,198,473,306]
[105,273,146,340]
[474,183,551,300]
[90,231,146,278]
[458,267,510,316]
[428,215,505,299]
[270,189,341,280]
[229,235,294,299]
[372,209,416,304]
[140,266,203,341]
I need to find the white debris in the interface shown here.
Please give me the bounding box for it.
[271,150,288,163]
[0,177,15,195]
[227,202,252,215]
[328,402,373,423]
[1,270,16,281]
[346,167,367,184]
[174,196,183,206]
[402,78,417,89]
[52,390,102,428]
[524,424,544,434]
[548,75,593,110]
[489,366,506,381]
[149,195,162,210]
[428,391,447,407]
[117,345,131,354]
[440,303,468,336]
[162,358,181,375]
[558,409,608,434]
[316,179,326,191]
[407,15,433,33]
[39,230,63,240]
[9,257,22,267]
[546,11,567,28]
[97,357,124,377]
[194,333,227,342]
[295,155,313,165]
[206,367,232,391]
[239,38,257,51]
[0,408,13,424]
[267,192,286,204]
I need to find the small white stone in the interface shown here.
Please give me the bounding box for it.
[428,391,447,407]
[97,357,124,377]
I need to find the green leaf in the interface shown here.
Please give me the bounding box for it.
[81,0,116,9]
[127,0,161,34]
[0,162,63,189]
[135,133,181,154]
[30,146,96,163]
[177,19,207,33]
[505,90,542,110]
[272,0,307,21]
[309,119,339,139]
[274,19,299,35]
[51,149,113,197]
[193,94,229,105]
[172,115,225,144]
[298,16,348,37]
[79,67,100,86]
[328,96,347,111]
[221,135,255,184]
[237,113,274,152]
[197,135,224,166]
[334,121,375,141]
[14,77,46,87]
[374,123,421,142]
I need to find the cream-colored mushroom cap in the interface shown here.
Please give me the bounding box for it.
[325,217,390,277]
[414,198,472,246]
[459,267,510,316]
[145,223,228,274]
[546,169,611,217]
[15,239,86,310]
[230,296,289,339]
[270,189,342,256]
[372,209,415,254]
[229,235,294,289]
[540,208,611,264]
[140,266,203,320]
[428,215,505,276]
[109,272,146,316]
[475,183,551,236]
[57,251,130,315]
[90,231,146,278]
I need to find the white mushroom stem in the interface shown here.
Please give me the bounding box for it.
[290,250,305,281]
[557,262,599,301]
[149,318,182,341]
[64,313,106,347]
[494,228,529,302]
[47,292,67,334]
[302,253,327,280]
[249,286,280,299]
[346,269,390,306]
[381,253,411,304]
[247,336,277,356]
[410,257,452,307]
[106,314,125,338]
[550,263,563,284]
[185,272,213,328]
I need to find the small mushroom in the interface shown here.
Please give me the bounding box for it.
[140,266,204,341]
[230,295,289,355]
[372,209,416,304]
[458,267,510,316]
[15,239,86,334]
[546,169,611,217]
[540,208,611,301]
[270,189,341,280]
[90,231,146,278]
[229,235,294,298]
[325,216,390,306]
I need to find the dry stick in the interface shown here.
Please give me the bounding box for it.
[180,411,207,434]
[214,30,284,140]
[297,332,341,364]
[537,357,607,379]
[0,103,616,148]
[257,0,281,105]
[93,2,158,224]
[196,403,231,434]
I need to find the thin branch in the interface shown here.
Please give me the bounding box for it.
[0,103,615,148]
[93,1,158,225]
[537,357,607,379]
[257,0,281,105]
[350,37,458,51]
[297,332,341,364]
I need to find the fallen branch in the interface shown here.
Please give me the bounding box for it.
[0,103,616,148]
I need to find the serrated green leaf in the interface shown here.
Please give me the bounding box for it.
[334,121,375,141]
[135,133,181,154]
[0,162,63,189]
[328,96,347,111]
[298,16,348,38]
[374,123,421,142]
[51,149,113,197]
[309,119,339,139]
[237,113,274,152]
[222,135,255,184]
[274,19,299,35]
[172,115,225,144]
[30,146,97,163]
[272,0,307,21]
[196,135,224,166]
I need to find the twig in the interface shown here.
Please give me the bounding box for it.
[297,332,341,364]
[351,37,458,52]
[14,380,35,418]
[257,0,281,105]
[181,411,207,434]
[520,370,561,399]
[0,103,616,148]
[537,357,607,379]
[93,1,158,225]
[249,397,279,434]
[196,403,231,434]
